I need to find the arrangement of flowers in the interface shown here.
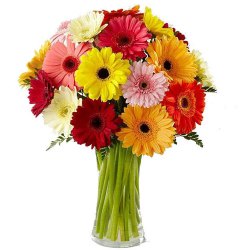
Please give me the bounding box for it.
[19,5,216,247]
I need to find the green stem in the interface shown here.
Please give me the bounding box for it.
[94,143,143,242]
[99,194,109,239]
[124,179,130,241]
[108,146,116,207]
[97,156,107,211]
[129,156,139,237]
[95,149,102,171]
[110,143,125,241]
[96,156,109,233]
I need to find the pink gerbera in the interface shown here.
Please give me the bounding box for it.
[42,37,91,89]
[96,15,151,60]
[122,61,168,107]
[50,21,70,44]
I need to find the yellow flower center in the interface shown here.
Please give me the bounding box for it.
[59,106,71,117]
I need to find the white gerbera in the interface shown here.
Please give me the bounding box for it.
[43,86,80,137]
[192,50,214,87]
[69,11,107,43]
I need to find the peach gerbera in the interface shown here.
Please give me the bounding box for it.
[43,37,91,89]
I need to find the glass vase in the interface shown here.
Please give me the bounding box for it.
[92,142,145,248]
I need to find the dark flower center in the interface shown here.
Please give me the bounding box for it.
[164,60,172,70]
[117,34,132,47]
[181,97,189,108]
[98,68,110,80]
[90,115,104,130]
[62,56,79,73]
[139,82,148,90]
[140,123,150,133]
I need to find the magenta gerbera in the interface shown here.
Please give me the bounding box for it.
[122,61,168,107]
[42,37,91,89]
[96,15,151,60]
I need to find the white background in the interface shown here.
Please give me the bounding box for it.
[0,0,250,249]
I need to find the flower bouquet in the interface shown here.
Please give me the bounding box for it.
[19,5,216,248]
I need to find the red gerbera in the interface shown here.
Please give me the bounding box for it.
[96,15,152,60]
[102,5,143,24]
[162,81,205,134]
[71,98,122,150]
[28,70,55,117]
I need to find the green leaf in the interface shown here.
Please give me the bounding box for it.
[46,134,72,151]
[202,86,217,93]
[99,147,110,161]
[95,147,110,171]
[181,132,204,148]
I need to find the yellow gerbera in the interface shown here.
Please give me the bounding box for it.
[18,40,51,87]
[143,7,174,37]
[75,47,130,102]
[147,36,197,83]
[116,105,176,157]
[18,71,36,88]
[27,40,51,71]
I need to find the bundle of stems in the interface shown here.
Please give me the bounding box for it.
[94,142,142,241]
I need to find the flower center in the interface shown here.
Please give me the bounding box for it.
[62,56,79,73]
[140,123,150,133]
[90,115,104,131]
[164,60,172,70]
[60,106,70,117]
[181,97,189,108]
[97,68,110,80]
[116,34,132,47]
[139,82,149,90]
[178,92,196,118]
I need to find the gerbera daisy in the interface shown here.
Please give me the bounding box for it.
[122,61,168,107]
[42,37,91,89]
[143,7,174,37]
[27,40,51,71]
[96,15,151,60]
[51,21,70,44]
[43,86,80,136]
[192,50,214,87]
[19,40,51,87]
[102,5,143,24]
[162,81,206,134]
[28,70,55,117]
[75,47,130,102]
[116,105,176,157]
[18,71,36,88]
[164,23,189,45]
[69,11,107,43]
[71,98,122,150]
[147,36,197,83]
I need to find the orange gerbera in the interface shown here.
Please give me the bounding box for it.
[102,5,143,24]
[116,105,176,157]
[147,36,197,83]
[162,81,206,134]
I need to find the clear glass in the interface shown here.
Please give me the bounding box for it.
[92,142,145,248]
